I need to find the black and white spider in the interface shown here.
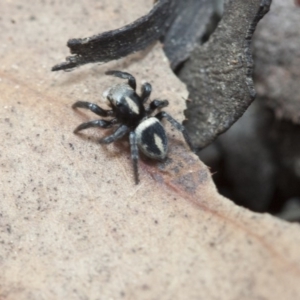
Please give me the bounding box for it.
[72,70,194,184]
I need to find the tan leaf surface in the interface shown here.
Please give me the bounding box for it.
[1,1,300,299]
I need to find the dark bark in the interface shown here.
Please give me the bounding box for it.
[52,0,213,72]
[51,0,176,71]
[180,0,272,149]
[162,0,215,69]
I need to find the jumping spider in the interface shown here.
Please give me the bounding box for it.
[72,70,194,184]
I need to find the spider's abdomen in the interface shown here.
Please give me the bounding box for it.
[135,117,168,160]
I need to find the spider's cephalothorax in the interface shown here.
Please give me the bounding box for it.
[72,70,194,184]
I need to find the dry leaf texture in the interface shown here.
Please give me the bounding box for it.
[1,1,300,299]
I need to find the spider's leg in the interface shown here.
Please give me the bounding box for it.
[155,111,194,152]
[140,82,152,103]
[74,119,117,133]
[147,99,169,115]
[99,124,129,144]
[105,70,136,91]
[72,101,114,117]
[130,131,139,184]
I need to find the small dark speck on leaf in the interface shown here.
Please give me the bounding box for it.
[171,166,180,174]
[141,284,150,291]
[198,169,209,184]
[174,173,196,194]
[6,224,12,234]
[120,291,125,297]
[152,173,165,184]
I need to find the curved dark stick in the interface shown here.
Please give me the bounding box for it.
[51,0,174,71]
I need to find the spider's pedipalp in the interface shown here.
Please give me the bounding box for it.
[147,99,169,115]
[141,82,152,103]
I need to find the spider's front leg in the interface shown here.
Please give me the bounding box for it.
[105,70,136,91]
[74,119,117,134]
[72,101,114,117]
[155,111,195,152]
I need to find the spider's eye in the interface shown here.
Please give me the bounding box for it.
[116,101,123,107]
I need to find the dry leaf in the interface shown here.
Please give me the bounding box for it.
[1,1,300,299]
